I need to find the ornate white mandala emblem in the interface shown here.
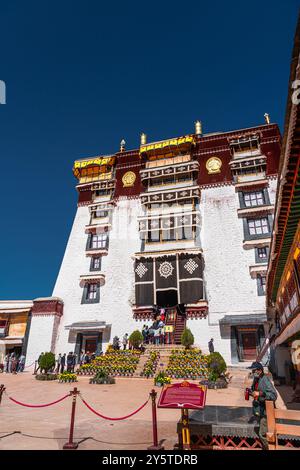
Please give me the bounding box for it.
[184,258,198,274]
[158,261,174,279]
[135,263,148,279]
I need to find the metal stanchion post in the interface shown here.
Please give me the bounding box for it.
[33,361,38,375]
[63,387,79,450]
[0,384,6,405]
[147,389,164,450]
[181,408,191,450]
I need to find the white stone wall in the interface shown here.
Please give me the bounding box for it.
[25,315,57,366]
[188,179,277,364]
[52,198,143,354]
[31,177,277,365]
[268,177,278,205]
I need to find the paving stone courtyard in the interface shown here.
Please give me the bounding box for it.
[0,367,288,450]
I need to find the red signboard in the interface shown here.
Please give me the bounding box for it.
[157,381,207,409]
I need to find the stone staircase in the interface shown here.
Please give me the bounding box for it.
[133,345,185,378]
[165,309,186,345]
[133,353,150,377]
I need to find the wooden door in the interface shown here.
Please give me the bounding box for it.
[242,332,257,360]
[85,339,97,354]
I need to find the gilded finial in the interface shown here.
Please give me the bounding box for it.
[264,113,270,124]
[140,133,147,145]
[195,120,202,136]
[120,139,126,152]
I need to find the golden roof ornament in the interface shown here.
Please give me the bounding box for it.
[264,113,270,124]
[195,120,202,136]
[120,139,126,152]
[206,156,222,174]
[140,133,147,145]
[122,171,136,187]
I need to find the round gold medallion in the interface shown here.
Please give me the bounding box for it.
[122,171,136,187]
[206,157,222,174]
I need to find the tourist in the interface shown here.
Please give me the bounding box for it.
[84,351,90,364]
[142,325,148,343]
[79,350,85,366]
[158,319,165,345]
[208,338,214,353]
[4,353,9,373]
[71,353,77,372]
[11,353,18,374]
[60,353,66,373]
[113,336,120,350]
[122,333,129,350]
[67,352,73,372]
[18,354,26,372]
[90,352,96,361]
[148,324,155,344]
[154,327,161,346]
[159,308,166,322]
[247,361,277,450]
[36,352,44,374]
[56,353,62,373]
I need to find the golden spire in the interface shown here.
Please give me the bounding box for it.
[120,139,126,152]
[140,133,147,145]
[195,120,202,136]
[264,113,270,124]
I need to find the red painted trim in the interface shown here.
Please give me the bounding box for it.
[32,299,63,317]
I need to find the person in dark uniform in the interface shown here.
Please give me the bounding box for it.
[67,352,74,372]
[60,353,66,373]
[208,338,214,353]
[247,361,277,450]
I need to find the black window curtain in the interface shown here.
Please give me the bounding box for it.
[178,254,203,304]
[134,254,204,307]
[155,256,177,290]
[135,258,155,306]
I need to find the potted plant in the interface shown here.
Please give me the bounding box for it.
[129,330,143,349]
[201,352,229,389]
[154,371,171,387]
[35,352,57,381]
[180,329,194,349]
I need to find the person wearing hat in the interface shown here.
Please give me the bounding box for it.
[247,361,277,450]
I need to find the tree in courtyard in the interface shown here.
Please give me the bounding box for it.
[207,352,227,382]
[181,328,194,349]
[39,352,56,374]
[129,330,143,349]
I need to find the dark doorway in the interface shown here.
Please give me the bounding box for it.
[241,332,257,361]
[6,346,22,357]
[84,338,97,354]
[156,289,178,308]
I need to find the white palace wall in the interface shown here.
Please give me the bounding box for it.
[188,179,277,363]
[52,198,142,355]
[27,178,277,364]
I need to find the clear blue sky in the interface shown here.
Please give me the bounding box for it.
[0,1,298,299]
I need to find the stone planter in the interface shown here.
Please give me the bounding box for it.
[200,378,228,389]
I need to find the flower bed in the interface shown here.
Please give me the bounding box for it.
[165,349,209,380]
[58,372,77,383]
[154,371,171,387]
[77,350,142,377]
[90,370,116,384]
[140,352,160,378]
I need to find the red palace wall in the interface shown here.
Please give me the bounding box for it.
[75,123,281,203]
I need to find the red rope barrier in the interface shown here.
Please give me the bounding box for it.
[7,393,70,408]
[24,361,35,369]
[80,395,149,421]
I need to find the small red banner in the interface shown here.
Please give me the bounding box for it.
[157,381,207,409]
